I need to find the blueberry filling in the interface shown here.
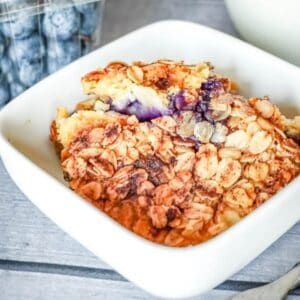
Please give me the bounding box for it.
[169,90,198,111]
[169,91,185,110]
[126,100,170,122]
[108,78,227,123]
[110,99,172,122]
[201,78,223,92]
[109,98,130,114]
[196,100,209,112]
[200,78,224,102]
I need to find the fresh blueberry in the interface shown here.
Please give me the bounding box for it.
[6,68,19,84]
[0,32,5,59]
[74,2,96,14]
[80,8,98,36]
[10,81,26,98]
[0,54,23,89]
[43,5,80,40]
[46,56,60,74]
[46,38,81,73]
[47,38,81,60]
[0,53,13,73]
[0,75,10,107]
[1,14,37,40]
[8,34,46,63]
[18,60,45,87]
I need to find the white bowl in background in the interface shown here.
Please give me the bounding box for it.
[0,21,300,299]
[225,0,300,66]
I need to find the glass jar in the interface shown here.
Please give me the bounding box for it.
[0,0,105,107]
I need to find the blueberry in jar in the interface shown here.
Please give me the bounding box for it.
[46,56,60,74]
[0,75,10,107]
[9,81,26,98]
[18,60,45,87]
[1,13,37,40]
[6,68,19,84]
[80,7,98,36]
[47,37,81,61]
[8,34,46,63]
[43,4,80,40]
[0,32,5,59]
[0,53,13,73]
[74,2,97,14]
[46,38,81,73]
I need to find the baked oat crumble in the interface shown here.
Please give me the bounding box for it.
[50,60,300,247]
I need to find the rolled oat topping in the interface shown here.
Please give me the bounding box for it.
[51,60,300,247]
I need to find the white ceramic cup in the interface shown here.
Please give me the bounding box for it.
[225,0,300,66]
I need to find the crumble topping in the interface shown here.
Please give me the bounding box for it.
[50,60,300,247]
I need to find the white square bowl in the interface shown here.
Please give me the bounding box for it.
[0,21,300,299]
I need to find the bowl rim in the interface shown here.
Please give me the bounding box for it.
[0,20,300,254]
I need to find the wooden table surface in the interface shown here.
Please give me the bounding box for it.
[1,0,300,299]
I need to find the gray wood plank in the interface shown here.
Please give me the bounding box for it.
[0,270,299,300]
[0,159,109,269]
[101,0,238,45]
[1,158,300,284]
[0,269,229,300]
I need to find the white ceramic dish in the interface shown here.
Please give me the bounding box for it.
[0,21,300,299]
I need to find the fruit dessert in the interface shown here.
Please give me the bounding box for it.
[50,60,300,247]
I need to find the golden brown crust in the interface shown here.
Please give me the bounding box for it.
[81,60,215,95]
[51,59,300,247]
[51,107,299,246]
[50,120,64,156]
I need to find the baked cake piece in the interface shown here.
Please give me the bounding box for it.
[50,60,300,247]
[80,60,239,121]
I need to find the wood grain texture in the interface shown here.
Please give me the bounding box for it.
[0,270,234,300]
[1,270,299,300]
[0,160,109,269]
